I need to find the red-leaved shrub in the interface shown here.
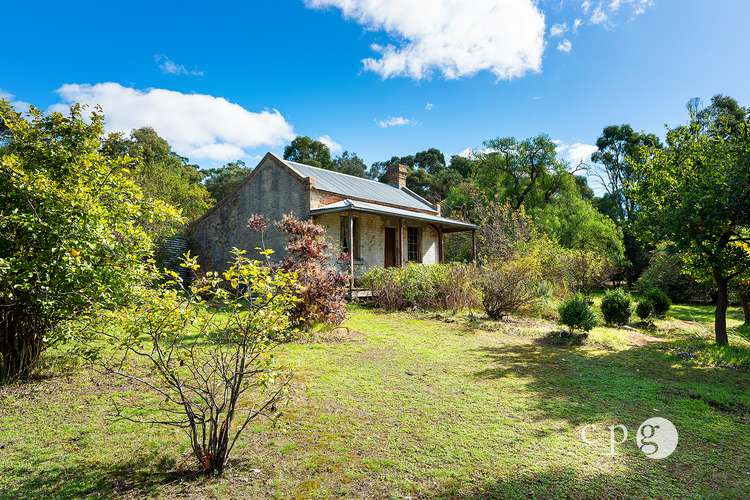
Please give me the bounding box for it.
[249,214,348,328]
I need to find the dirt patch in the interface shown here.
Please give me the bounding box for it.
[297,327,364,344]
[628,332,662,347]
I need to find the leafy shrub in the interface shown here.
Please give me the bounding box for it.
[636,300,654,321]
[433,264,481,312]
[601,288,632,326]
[479,260,542,320]
[0,103,181,382]
[558,294,597,333]
[511,236,615,298]
[363,263,480,312]
[644,288,671,317]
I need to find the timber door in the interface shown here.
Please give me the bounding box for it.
[384,227,397,267]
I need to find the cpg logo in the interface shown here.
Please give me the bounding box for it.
[636,417,679,459]
[580,417,678,459]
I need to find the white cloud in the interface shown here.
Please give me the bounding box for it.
[550,23,568,37]
[591,4,608,24]
[573,18,583,32]
[425,102,434,111]
[581,0,592,14]
[557,141,598,165]
[377,116,414,128]
[0,89,31,113]
[557,39,572,53]
[630,0,654,15]
[317,134,342,153]
[608,0,621,12]
[304,0,545,81]
[457,147,475,159]
[50,82,295,162]
[154,54,204,77]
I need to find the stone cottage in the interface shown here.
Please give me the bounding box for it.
[189,152,477,280]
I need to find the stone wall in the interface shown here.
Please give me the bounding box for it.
[189,157,309,272]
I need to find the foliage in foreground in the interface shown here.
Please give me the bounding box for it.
[601,288,633,326]
[0,102,180,382]
[363,263,480,312]
[558,294,597,333]
[97,251,299,475]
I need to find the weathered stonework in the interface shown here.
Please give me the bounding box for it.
[189,156,309,271]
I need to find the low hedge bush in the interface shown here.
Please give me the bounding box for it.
[601,288,632,326]
[636,300,654,321]
[644,288,672,317]
[362,263,480,312]
[558,294,597,333]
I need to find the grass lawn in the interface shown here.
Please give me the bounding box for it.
[1,305,749,498]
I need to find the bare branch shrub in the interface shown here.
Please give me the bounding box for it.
[476,202,534,263]
[478,260,543,320]
[98,250,299,475]
[560,249,616,295]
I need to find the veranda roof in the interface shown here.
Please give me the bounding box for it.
[309,199,477,233]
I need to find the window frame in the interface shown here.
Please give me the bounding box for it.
[407,226,421,263]
[339,216,361,259]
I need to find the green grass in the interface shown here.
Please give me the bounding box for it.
[1,306,749,498]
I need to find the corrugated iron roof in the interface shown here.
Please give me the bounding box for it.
[276,154,435,212]
[310,199,477,232]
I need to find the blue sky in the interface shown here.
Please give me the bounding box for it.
[3,0,749,171]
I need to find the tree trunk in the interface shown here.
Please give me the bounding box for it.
[741,290,750,326]
[0,308,47,383]
[713,270,729,346]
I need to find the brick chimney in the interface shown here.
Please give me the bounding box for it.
[385,163,408,189]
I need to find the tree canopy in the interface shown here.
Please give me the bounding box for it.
[627,97,750,345]
[202,160,252,202]
[103,127,212,223]
[283,136,333,170]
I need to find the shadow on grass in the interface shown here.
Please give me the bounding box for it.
[431,466,683,499]
[468,332,750,495]
[1,453,205,499]
[669,303,744,324]
[472,332,750,427]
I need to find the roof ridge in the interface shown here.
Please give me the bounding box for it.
[267,152,435,212]
[273,152,402,191]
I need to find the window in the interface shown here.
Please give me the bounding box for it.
[339,216,361,259]
[407,227,421,262]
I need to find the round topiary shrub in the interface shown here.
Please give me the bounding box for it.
[601,288,632,326]
[558,294,597,333]
[636,300,654,321]
[645,288,671,317]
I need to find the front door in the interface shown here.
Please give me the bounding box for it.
[384,227,397,267]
